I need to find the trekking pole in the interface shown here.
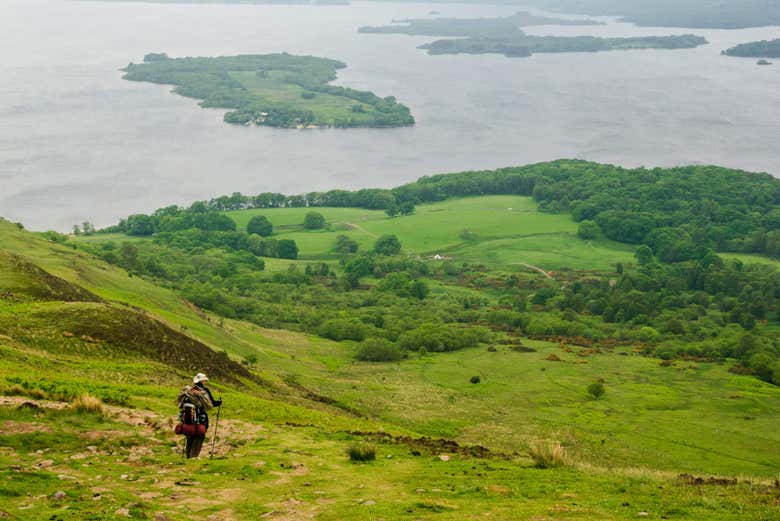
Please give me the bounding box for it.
[209,403,222,460]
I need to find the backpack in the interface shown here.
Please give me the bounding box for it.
[176,385,213,410]
[174,386,211,436]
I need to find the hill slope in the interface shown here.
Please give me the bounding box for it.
[1,219,780,519]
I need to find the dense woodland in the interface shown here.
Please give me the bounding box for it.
[122,53,414,128]
[723,39,780,58]
[526,0,780,29]
[72,161,780,386]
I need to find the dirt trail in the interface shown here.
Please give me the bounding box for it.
[518,262,554,279]
[0,395,262,457]
[343,222,377,238]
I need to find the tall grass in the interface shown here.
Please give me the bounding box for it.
[528,441,570,468]
[348,443,376,462]
[70,394,106,415]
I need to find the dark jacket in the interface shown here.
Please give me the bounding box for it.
[194,382,222,430]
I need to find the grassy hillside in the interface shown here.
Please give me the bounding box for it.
[2,216,780,519]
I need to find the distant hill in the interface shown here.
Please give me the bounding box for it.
[525,0,780,28]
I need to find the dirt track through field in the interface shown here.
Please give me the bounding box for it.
[343,222,377,238]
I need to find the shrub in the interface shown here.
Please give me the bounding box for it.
[247,215,273,237]
[70,394,106,415]
[242,354,258,366]
[348,443,376,462]
[398,323,489,353]
[460,229,478,242]
[335,234,359,254]
[470,376,481,384]
[577,220,600,240]
[374,234,402,256]
[277,239,298,260]
[636,326,660,343]
[318,319,366,342]
[355,338,403,362]
[303,212,326,230]
[528,441,569,468]
[586,382,605,399]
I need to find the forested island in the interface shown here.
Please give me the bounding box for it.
[358,11,603,37]
[421,34,707,58]
[361,14,706,58]
[121,53,414,128]
[524,0,780,29]
[723,39,780,58]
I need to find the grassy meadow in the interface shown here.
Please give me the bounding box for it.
[228,195,637,270]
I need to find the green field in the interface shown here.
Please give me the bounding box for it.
[229,195,637,270]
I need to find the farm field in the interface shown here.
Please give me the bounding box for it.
[228,195,637,270]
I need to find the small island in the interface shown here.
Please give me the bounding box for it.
[757,59,772,66]
[723,39,780,58]
[360,13,706,59]
[421,34,708,58]
[122,53,414,128]
[359,11,603,38]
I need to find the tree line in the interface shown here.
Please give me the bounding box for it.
[112,160,780,260]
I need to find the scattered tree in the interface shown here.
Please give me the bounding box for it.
[355,338,403,362]
[374,234,401,255]
[247,215,273,237]
[578,220,600,240]
[335,234,359,254]
[303,212,326,230]
[586,382,605,399]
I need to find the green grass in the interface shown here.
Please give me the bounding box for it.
[2,216,780,519]
[229,196,637,270]
[1,410,775,521]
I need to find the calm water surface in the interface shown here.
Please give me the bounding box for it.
[1,0,779,230]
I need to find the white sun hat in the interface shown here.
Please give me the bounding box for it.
[193,373,209,384]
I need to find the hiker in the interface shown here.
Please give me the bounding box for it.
[177,373,222,459]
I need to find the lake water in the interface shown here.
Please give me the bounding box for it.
[1,0,779,231]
